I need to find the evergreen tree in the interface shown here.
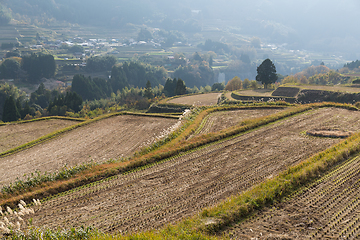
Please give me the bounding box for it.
[163,78,176,97]
[2,96,20,122]
[256,59,277,89]
[144,80,154,99]
[21,101,32,119]
[174,78,186,95]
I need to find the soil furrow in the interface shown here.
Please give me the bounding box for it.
[20,108,360,234]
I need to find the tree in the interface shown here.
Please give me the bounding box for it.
[174,79,186,96]
[256,59,277,88]
[2,96,20,122]
[21,53,56,82]
[68,45,84,53]
[0,5,11,25]
[144,80,153,99]
[137,28,153,41]
[225,76,242,91]
[0,58,20,79]
[163,78,177,97]
[211,82,224,91]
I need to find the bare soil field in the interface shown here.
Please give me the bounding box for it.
[23,108,360,234]
[225,155,360,239]
[0,119,78,153]
[194,108,286,136]
[234,89,274,96]
[0,115,178,187]
[167,93,221,106]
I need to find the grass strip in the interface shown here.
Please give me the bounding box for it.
[0,116,86,126]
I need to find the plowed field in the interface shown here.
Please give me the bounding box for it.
[167,93,221,106]
[225,155,360,240]
[0,115,178,187]
[194,108,286,136]
[0,119,79,153]
[24,108,360,234]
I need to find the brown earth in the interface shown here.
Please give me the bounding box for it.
[235,89,274,97]
[224,155,360,240]
[194,108,286,136]
[0,119,78,153]
[22,108,360,234]
[167,93,221,106]
[0,115,178,187]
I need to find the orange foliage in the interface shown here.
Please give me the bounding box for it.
[225,76,242,91]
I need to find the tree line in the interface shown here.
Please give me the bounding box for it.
[0,53,56,83]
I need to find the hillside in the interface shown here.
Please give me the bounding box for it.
[1,0,360,55]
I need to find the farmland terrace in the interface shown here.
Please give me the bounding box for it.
[0,118,79,153]
[192,107,286,137]
[167,93,222,106]
[0,115,178,187]
[18,107,360,234]
[225,154,360,239]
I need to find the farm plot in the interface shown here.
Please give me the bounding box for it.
[23,108,360,234]
[225,155,360,240]
[167,93,221,106]
[194,108,286,136]
[0,115,178,187]
[0,119,79,153]
[234,89,274,97]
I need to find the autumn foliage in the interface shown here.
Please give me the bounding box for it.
[225,76,243,91]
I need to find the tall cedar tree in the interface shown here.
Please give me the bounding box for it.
[175,78,186,95]
[256,59,277,88]
[2,96,20,122]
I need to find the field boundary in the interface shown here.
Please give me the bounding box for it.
[231,92,296,103]
[0,102,355,208]
[0,116,86,126]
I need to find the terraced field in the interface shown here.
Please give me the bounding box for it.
[225,155,360,240]
[21,108,360,234]
[194,108,286,136]
[0,115,178,187]
[167,93,221,106]
[0,119,80,153]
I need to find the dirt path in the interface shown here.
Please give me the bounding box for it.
[224,91,236,101]
[224,155,360,239]
[0,115,178,187]
[194,108,286,136]
[167,93,221,106]
[24,108,360,234]
[0,119,78,153]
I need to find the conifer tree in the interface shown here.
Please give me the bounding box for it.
[2,96,20,122]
